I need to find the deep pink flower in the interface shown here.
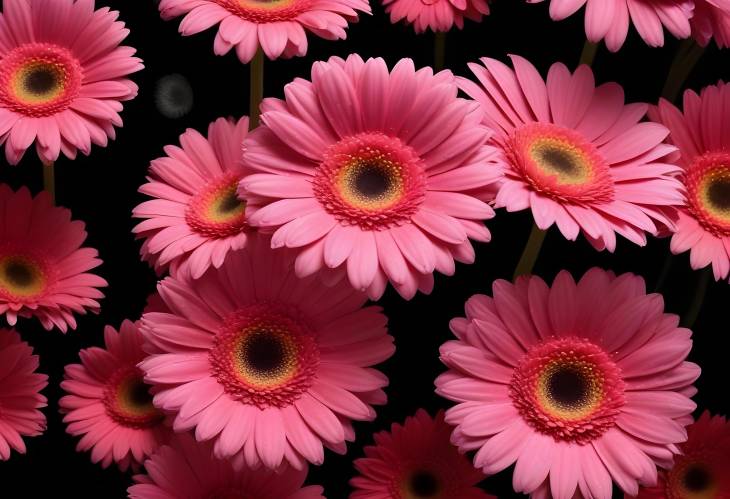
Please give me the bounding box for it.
[0,0,143,164]
[634,411,730,499]
[460,55,683,252]
[239,54,502,300]
[139,235,394,470]
[59,320,170,470]
[0,328,47,460]
[650,82,730,281]
[157,0,370,63]
[525,0,694,51]
[436,268,700,499]
[382,0,490,33]
[692,0,730,47]
[133,117,250,279]
[0,185,107,332]
[128,433,325,499]
[351,409,493,499]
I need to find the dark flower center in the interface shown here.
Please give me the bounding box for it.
[408,470,440,497]
[547,366,590,409]
[4,260,35,288]
[707,177,730,212]
[24,66,58,96]
[353,163,392,199]
[533,144,581,178]
[683,465,712,492]
[217,190,245,215]
[241,331,288,377]
[125,378,155,409]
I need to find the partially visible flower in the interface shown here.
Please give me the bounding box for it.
[0,185,107,332]
[0,328,47,460]
[133,117,250,279]
[692,0,730,48]
[382,0,490,33]
[59,320,170,470]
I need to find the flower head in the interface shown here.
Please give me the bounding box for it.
[382,0,490,33]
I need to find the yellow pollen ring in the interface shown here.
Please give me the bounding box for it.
[115,377,157,417]
[697,168,730,222]
[0,255,47,298]
[233,326,299,389]
[529,139,593,185]
[535,360,604,421]
[235,0,295,10]
[11,60,67,105]
[205,184,246,224]
[336,158,404,211]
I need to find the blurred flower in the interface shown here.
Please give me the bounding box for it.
[382,0,490,33]
[154,74,194,119]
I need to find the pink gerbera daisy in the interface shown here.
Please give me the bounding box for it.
[0,0,143,165]
[351,409,493,499]
[635,411,730,499]
[460,55,684,252]
[436,268,700,499]
[525,0,694,51]
[239,54,502,300]
[650,82,730,281]
[692,0,730,47]
[157,0,370,63]
[129,433,325,499]
[0,328,47,460]
[139,235,394,470]
[133,117,250,279]
[59,320,170,471]
[0,185,107,332]
[381,0,490,33]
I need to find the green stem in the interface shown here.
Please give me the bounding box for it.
[579,41,599,66]
[434,32,446,72]
[249,48,264,129]
[43,160,55,205]
[681,267,712,328]
[513,223,547,280]
[662,39,705,102]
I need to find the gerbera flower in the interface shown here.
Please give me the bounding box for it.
[692,0,730,47]
[525,0,694,51]
[129,433,325,499]
[459,55,683,252]
[0,328,47,460]
[0,0,143,165]
[59,320,170,470]
[436,268,700,499]
[381,0,490,33]
[239,54,502,300]
[139,235,393,470]
[0,185,107,332]
[133,117,250,279]
[154,73,194,119]
[157,0,370,63]
[635,411,730,499]
[351,409,493,499]
[649,82,730,281]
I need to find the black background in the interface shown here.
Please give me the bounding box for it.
[1,0,728,497]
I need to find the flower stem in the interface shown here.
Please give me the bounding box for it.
[681,267,712,328]
[434,32,446,71]
[513,223,547,280]
[662,39,705,102]
[579,41,598,66]
[42,160,55,205]
[249,48,264,129]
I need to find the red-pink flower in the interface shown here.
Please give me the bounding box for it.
[0,0,143,165]
[0,185,107,332]
[157,0,370,63]
[59,320,170,470]
[692,0,730,47]
[128,433,325,499]
[650,82,730,281]
[139,235,393,470]
[239,54,502,300]
[525,0,694,51]
[0,328,47,460]
[436,268,700,499]
[133,117,250,279]
[460,55,683,252]
[634,411,730,499]
[382,0,490,33]
[351,409,493,499]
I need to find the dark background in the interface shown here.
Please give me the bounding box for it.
[1,0,728,497]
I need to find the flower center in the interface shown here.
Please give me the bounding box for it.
[406,470,441,498]
[0,254,48,300]
[685,152,730,236]
[505,123,614,203]
[510,337,625,444]
[214,0,311,22]
[185,173,248,239]
[313,132,427,230]
[667,459,719,499]
[0,43,82,117]
[103,368,165,429]
[209,303,319,409]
